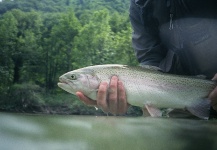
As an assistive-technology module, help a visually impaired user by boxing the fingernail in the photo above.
[101,81,108,86]
[118,81,122,85]
[112,76,118,80]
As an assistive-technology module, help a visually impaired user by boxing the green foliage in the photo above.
[0,0,130,14]
[0,83,43,111]
[74,9,114,65]
[0,0,141,115]
[0,11,18,90]
[40,11,82,90]
[41,93,104,115]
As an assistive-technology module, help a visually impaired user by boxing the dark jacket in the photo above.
[130,0,217,79]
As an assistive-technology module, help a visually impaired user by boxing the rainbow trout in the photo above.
[58,64,216,119]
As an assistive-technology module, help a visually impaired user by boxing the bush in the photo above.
[0,83,44,112]
[40,93,105,115]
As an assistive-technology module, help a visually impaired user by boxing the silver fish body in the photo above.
[58,64,216,119]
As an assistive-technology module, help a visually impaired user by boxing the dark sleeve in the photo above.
[129,0,167,67]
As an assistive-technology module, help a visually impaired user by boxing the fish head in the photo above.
[58,69,100,99]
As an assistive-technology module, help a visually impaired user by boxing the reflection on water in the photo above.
[0,113,217,150]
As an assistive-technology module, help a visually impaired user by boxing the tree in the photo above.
[74,9,115,66]
[111,25,138,65]
[42,11,81,90]
[0,11,18,92]
[3,9,43,84]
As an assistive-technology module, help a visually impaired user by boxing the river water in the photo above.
[1,113,217,150]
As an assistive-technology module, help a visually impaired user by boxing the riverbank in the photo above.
[0,83,142,116]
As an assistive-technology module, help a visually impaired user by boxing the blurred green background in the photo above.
[0,0,141,115]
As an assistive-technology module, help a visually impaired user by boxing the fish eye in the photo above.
[71,74,76,80]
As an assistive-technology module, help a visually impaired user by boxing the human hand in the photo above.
[209,73,217,111]
[76,76,129,115]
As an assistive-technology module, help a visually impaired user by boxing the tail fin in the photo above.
[186,99,211,120]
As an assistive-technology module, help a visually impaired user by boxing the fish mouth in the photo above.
[58,77,68,84]
[57,78,68,89]
[57,77,76,95]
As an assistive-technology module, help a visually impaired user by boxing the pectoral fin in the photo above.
[144,104,163,117]
[186,99,211,120]
[142,107,151,117]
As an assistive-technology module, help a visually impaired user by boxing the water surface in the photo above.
[1,113,217,150]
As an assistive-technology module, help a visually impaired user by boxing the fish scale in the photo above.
[58,64,216,119]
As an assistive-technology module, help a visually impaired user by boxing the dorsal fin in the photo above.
[140,65,162,71]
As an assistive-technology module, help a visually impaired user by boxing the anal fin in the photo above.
[186,99,211,120]
[142,107,151,117]
[144,104,162,117]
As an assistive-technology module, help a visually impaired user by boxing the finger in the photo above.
[213,104,217,112]
[76,92,97,106]
[210,73,217,111]
[209,86,217,111]
[108,76,118,114]
[97,82,109,113]
[117,81,129,115]
[212,73,217,81]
